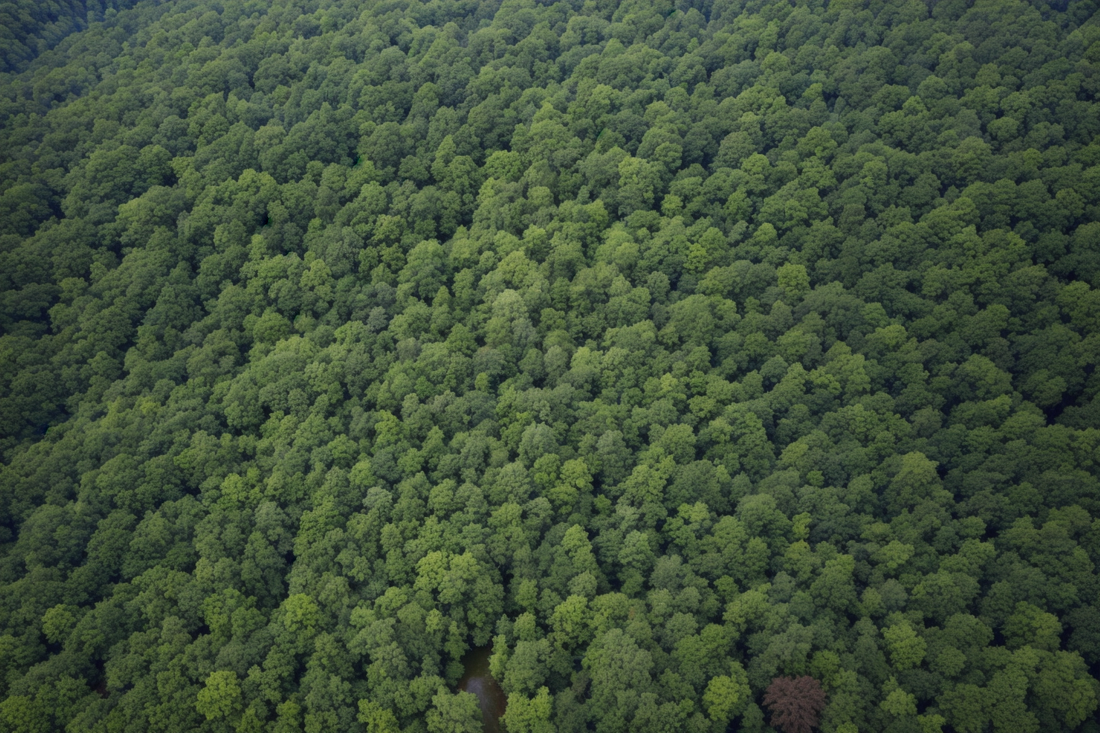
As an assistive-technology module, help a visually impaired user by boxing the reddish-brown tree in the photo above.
[763,676,827,733]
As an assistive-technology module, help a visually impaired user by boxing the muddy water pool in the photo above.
[456,645,506,733]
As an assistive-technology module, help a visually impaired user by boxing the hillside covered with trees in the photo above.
[1,0,1099,731]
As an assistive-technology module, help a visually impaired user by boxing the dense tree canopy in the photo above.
[1,0,1099,732]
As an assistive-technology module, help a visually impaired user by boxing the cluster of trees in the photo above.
[1,0,1099,731]
[0,0,143,73]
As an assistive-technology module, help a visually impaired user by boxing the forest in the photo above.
[0,0,1099,731]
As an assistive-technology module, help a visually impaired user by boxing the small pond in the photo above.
[457,645,507,733]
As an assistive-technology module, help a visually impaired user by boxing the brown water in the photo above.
[456,645,507,733]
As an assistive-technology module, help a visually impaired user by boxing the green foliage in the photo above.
[1,0,1100,732]
[501,687,553,733]
[703,664,750,723]
[195,670,243,722]
[426,689,482,733]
